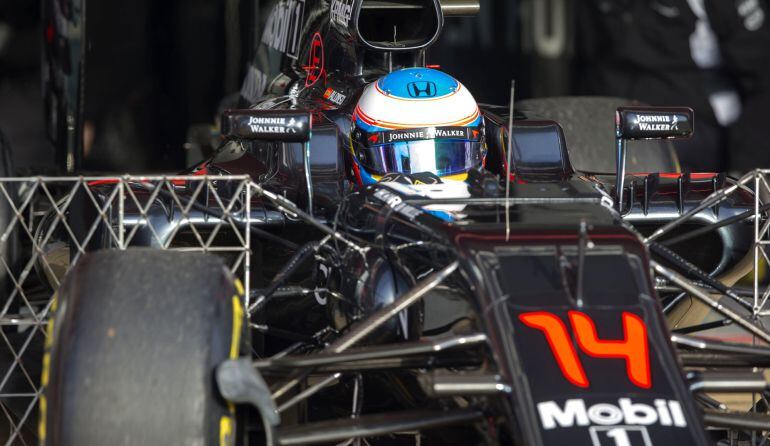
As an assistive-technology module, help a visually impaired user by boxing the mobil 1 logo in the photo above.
[261,0,305,59]
[537,398,687,430]
[538,397,688,446]
[330,0,354,27]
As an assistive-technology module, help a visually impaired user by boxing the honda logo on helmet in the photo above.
[407,81,437,98]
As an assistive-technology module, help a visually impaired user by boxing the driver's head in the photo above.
[350,68,485,185]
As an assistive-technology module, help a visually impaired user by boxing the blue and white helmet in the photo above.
[351,68,485,184]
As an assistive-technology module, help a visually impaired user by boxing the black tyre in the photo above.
[517,96,681,173]
[40,249,246,445]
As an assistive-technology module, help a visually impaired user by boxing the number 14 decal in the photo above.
[519,311,651,388]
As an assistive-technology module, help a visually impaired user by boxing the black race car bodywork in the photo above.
[34,1,770,446]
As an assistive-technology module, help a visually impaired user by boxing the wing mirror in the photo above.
[616,107,694,141]
[220,109,316,215]
[221,109,312,143]
[614,106,694,212]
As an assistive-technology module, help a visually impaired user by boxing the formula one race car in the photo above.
[5,1,770,445]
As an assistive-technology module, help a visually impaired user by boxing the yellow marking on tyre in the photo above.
[44,296,57,349]
[227,293,245,416]
[220,415,235,446]
[230,295,243,360]
[39,294,57,442]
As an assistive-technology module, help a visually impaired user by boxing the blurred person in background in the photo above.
[707,0,770,173]
[577,0,770,174]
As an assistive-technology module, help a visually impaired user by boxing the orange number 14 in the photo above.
[519,311,651,389]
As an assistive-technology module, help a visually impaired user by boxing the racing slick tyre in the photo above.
[517,96,681,174]
[40,249,247,445]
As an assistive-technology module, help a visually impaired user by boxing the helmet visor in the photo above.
[358,139,482,177]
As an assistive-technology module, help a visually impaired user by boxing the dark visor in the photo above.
[357,139,483,176]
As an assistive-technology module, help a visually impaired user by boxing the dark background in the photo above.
[1,0,768,174]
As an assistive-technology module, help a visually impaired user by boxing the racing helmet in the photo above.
[351,68,485,184]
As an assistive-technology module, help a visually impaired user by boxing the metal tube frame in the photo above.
[641,170,770,321]
[254,333,487,370]
[651,260,770,343]
[270,261,460,405]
